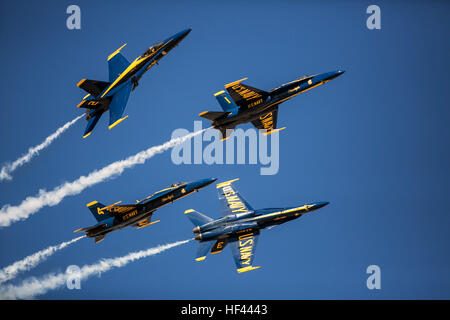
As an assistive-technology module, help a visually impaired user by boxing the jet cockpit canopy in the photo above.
[170,181,186,188]
[141,42,164,58]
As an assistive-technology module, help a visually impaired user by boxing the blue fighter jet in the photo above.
[76,28,191,138]
[75,178,215,243]
[199,70,344,140]
[185,179,329,273]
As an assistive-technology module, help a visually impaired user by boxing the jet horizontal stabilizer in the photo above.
[95,235,105,244]
[195,240,215,261]
[184,209,213,226]
[77,79,111,98]
[211,239,228,254]
[219,126,235,141]
[73,223,107,235]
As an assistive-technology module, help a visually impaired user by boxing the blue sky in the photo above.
[0,0,449,299]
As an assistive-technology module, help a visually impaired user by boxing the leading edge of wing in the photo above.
[216,178,254,217]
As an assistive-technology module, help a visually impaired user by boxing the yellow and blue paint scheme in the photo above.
[74,178,215,244]
[75,28,191,138]
[185,179,329,273]
[199,70,344,139]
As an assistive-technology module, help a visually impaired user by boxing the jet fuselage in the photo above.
[81,178,215,240]
[211,70,344,131]
[80,28,191,126]
[193,201,329,242]
[100,28,192,100]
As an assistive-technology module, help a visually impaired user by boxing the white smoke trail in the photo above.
[0,128,205,227]
[0,239,191,300]
[0,236,85,285]
[0,115,84,181]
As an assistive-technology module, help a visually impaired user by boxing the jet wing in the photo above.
[229,231,261,273]
[251,105,285,135]
[217,179,254,216]
[108,82,133,130]
[225,78,268,110]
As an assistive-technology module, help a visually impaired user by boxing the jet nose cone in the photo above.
[175,28,192,40]
[310,70,344,84]
[314,201,330,210]
[192,178,217,189]
[328,70,345,80]
[202,177,217,186]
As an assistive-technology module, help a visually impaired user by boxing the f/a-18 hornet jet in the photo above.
[75,178,216,243]
[199,70,344,140]
[185,179,329,273]
[76,28,191,138]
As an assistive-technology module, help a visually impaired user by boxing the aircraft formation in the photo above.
[71,28,343,273]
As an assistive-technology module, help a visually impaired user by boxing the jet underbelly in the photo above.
[220,102,277,127]
[119,209,153,227]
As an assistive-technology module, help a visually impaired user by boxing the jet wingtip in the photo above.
[108,115,129,130]
[237,266,261,274]
[77,79,86,87]
[262,127,286,136]
[224,77,248,89]
[82,131,92,139]
[216,178,239,188]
